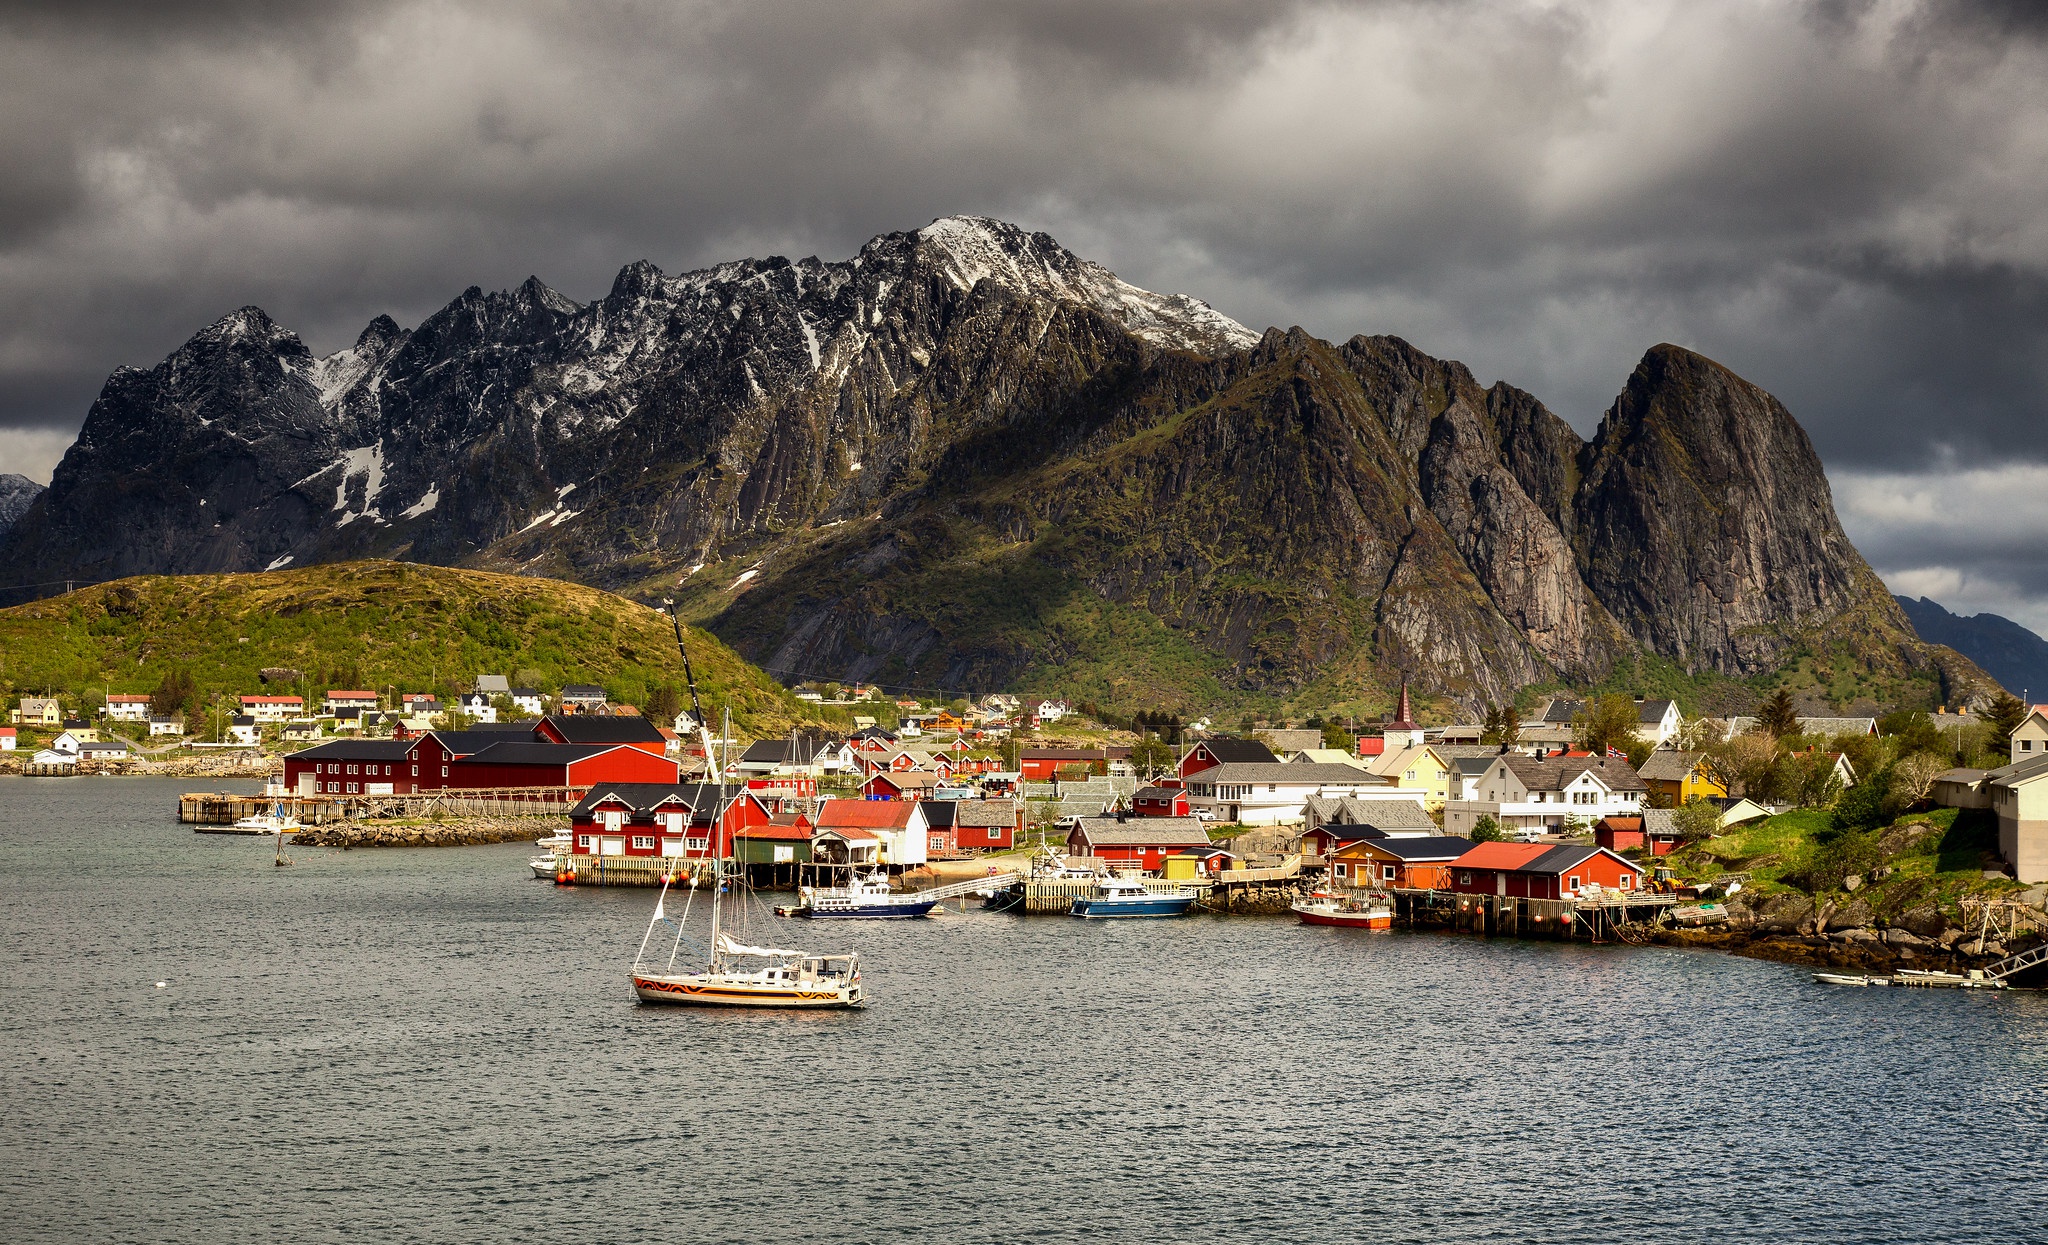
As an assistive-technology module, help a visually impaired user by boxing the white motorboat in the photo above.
[800,871,937,919]
[535,830,572,852]
[530,854,560,879]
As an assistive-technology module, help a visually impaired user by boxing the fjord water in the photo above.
[4,778,2045,1244]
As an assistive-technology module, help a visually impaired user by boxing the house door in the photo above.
[298,771,316,795]
[661,837,685,857]
[601,836,625,856]
[1496,872,1507,897]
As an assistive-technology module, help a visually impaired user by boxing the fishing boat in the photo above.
[799,871,938,919]
[529,853,560,880]
[1292,890,1394,930]
[225,797,301,836]
[1069,875,1195,919]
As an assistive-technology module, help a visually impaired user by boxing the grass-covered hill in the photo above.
[0,560,814,735]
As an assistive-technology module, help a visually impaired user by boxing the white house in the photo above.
[240,695,303,722]
[457,692,497,723]
[560,684,609,711]
[1534,695,1683,747]
[227,715,261,747]
[1444,755,1648,838]
[0,726,14,751]
[50,730,88,755]
[510,687,546,716]
[1985,754,2048,882]
[104,694,153,722]
[1182,762,1431,827]
[148,717,185,738]
[323,690,379,715]
[2007,706,2048,763]
[1033,699,1071,724]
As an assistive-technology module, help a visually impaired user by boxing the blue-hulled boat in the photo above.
[801,872,939,919]
[1069,876,1195,919]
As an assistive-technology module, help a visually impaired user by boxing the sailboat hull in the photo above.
[631,973,865,1009]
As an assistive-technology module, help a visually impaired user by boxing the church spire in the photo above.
[1393,678,1414,728]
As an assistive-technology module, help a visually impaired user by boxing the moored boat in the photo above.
[529,853,560,879]
[800,871,938,919]
[1069,875,1195,919]
[1292,890,1394,930]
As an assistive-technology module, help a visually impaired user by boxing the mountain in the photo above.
[0,473,41,538]
[0,560,815,735]
[1898,596,2048,701]
[0,216,1988,713]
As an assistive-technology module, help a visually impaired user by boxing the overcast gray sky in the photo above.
[4,1,2047,624]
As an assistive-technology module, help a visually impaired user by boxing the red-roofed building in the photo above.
[1448,841,1644,899]
[240,694,305,722]
[814,798,930,867]
[1356,737,1385,758]
[324,690,380,714]
[862,770,943,801]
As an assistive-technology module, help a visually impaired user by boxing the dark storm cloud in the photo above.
[1,0,2045,520]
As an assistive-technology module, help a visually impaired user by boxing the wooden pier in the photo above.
[179,786,582,826]
[1018,875,1211,913]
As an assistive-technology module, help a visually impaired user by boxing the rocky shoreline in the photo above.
[1648,888,2047,977]
[291,817,550,849]
[3,753,278,778]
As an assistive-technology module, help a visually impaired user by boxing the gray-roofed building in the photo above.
[1724,715,1878,739]
[1065,816,1211,868]
[1185,762,1420,828]
[1445,754,1647,838]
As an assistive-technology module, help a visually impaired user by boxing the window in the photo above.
[347,764,357,775]
[630,835,655,851]
[441,766,448,777]
[1333,863,1347,878]
[346,782,359,794]
[577,834,592,849]
[686,836,709,852]
[2026,740,2035,752]
[411,766,418,776]
[1568,875,1581,890]
[1459,872,1471,885]
[326,782,338,793]
[1384,865,1397,881]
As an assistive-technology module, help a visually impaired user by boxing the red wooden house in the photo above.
[532,714,670,758]
[1594,811,1682,857]
[862,770,943,801]
[1176,737,1279,780]
[285,740,418,794]
[450,741,678,791]
[569,782,771,858]
[1020,748,1106,781]
[1064,816,1211,873]
[1328,836,1474,889]
[1131,784,1191,817]
[1447,842,1645,899]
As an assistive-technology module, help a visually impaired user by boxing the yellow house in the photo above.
[1365,745,1452,811]
[1637,751,1727,804]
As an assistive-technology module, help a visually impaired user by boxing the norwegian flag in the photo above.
[1606,745,1626,758]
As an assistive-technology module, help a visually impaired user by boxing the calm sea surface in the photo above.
[3,776,2046,1244]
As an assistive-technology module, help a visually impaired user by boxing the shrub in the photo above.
[1470,815,1505,843]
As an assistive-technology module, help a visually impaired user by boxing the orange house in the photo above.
[1328,835,1475,890]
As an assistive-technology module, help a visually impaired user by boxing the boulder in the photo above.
[1897,905,1949,939]
[1838,928,1880,944]
[1824,899,1875,932]
[1842,874,1863,893]
[1753,894,1814,934]
[1880,927,1926,948]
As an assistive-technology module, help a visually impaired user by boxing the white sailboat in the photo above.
[629,859,865,1009]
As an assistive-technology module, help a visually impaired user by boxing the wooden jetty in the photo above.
[23,760,78,777]
[180,786,582,826]
[1018,875,1212,913]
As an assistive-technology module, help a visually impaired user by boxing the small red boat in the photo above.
[1292,891,1394,929]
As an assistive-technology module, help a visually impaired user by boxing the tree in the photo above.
[1672,796,1722,843]
[1573,694,1643,759]
[1878,707,1943,757]
[1709,733,1779,799]
[1470,814,1506,843]
[1320,722,1355,751]
[1988,693,2028,747]
[645,684,684,725]
[1130,737,1174,775]
[1782,751,1846,809]
[1890,751,1950,809]
[1755,688,1799,739]
[150,668,199,723]
[1480,701,1522,747]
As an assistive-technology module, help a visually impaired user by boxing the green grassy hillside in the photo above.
[0,560,813,735]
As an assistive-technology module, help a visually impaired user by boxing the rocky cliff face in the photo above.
[0,474,41,539]
[0,217,1955,708]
